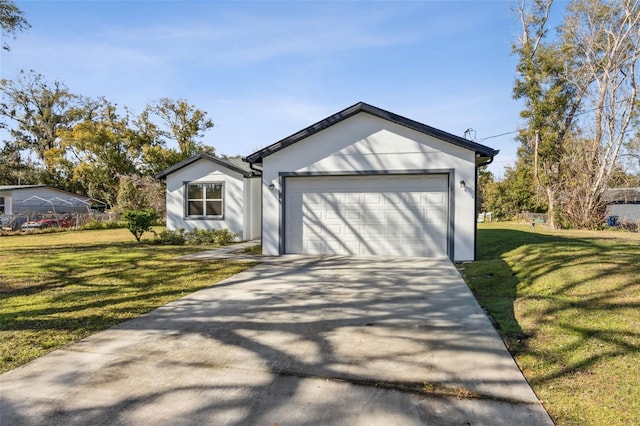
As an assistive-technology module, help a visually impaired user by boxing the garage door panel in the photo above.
[345,194,360,204]
[285,175,449,257]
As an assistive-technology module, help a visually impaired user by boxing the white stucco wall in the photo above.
[260,113,478,261]
[165,159,246,239]
[243,176,262,240]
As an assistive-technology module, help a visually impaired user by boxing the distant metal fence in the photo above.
[516,212,549,224]
[1,212,121,231]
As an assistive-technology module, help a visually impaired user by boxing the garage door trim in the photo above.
[279,169,455,259]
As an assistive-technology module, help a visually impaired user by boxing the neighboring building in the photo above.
[245,102,498,262]
[0,185,95,230]
[0,185,92,217]
[155,154,262,241]
[604,187,640,224]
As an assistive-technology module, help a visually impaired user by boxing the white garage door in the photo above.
[285,175,449,257]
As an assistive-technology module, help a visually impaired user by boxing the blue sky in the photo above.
[1,0,546,177]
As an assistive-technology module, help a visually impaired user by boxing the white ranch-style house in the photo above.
[157,102,498,261]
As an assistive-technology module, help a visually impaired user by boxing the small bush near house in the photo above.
[211,229,237,246]
[154,229,187,245]
[185,228,238,246]
[184,229,218,245]
[122,209,159,242]
[153,228,238,246]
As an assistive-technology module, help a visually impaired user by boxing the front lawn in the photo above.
[462,223,640,425]
[0,229,255,373]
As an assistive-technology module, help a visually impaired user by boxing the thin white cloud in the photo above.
[92,6,422,67]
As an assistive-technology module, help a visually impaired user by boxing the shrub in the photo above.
[82,220,126,230]
[122,209,159,242]
[213,229,237,246]
[154,229,186,245]
[171,228,239,246]
[183,229,216,245]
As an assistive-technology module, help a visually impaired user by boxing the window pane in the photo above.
[188,184,203,199]
[206,201,223,216]
[188,201,203,216]
[206,184,222,199]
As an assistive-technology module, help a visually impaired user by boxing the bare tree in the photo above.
[560,0,640,226]
[514,0,640,228]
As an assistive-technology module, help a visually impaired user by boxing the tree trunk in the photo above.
[546,186,556,229]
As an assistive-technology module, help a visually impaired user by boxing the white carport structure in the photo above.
[0,185,94,216]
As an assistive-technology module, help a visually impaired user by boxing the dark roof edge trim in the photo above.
[155,153,252,179]
[245,102,500,164]
[0,184,48,191]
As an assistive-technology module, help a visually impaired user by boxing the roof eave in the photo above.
[245,102,500,164]
[155,153,252,179]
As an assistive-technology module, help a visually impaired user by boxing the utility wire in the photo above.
[477,97,635,142]
[479,130,520,141]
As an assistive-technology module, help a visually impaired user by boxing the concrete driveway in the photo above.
[0,256,553,425]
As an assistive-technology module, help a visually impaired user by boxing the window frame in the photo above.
[184,182,225,219]
[0,196,5,215]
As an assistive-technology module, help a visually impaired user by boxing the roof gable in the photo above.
[245,102,499,165]
[155,153,254,179]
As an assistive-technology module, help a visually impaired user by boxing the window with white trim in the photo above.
[186,183,224,218]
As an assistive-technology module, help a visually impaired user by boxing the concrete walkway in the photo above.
[0,256,553,425]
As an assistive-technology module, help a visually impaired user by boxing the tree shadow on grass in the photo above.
[469,226,640,421]
[0,257,553,425]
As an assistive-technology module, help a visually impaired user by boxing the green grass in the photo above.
[238,244,262,255]
[0,228,256,373]
[462,223,640,425]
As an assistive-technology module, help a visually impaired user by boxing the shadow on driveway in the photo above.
[0,256,553,425]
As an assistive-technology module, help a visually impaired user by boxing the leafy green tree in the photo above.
[0,70,84,165]
[145,98,215,159]
[0,0,30,51]
[0,70,219,201]
[484,161,546,220]
[55,100,148,205]
[122,209,158,242]
[140,145,184,177]
[0,70,87,189]
[477,168,495,213]
[513,0,582,228]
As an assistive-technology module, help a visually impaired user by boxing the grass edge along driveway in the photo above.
[461,223,640,426]
[0,228,256,373]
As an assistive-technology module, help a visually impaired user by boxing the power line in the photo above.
[476,97,635,142]
[479,130,520,142]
